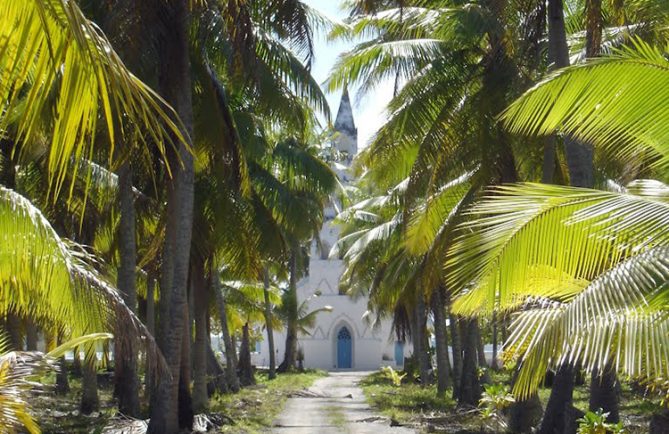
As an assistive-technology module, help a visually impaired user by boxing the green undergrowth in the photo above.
[360,371,457,425]
[213,369,327,433]
[361,368,662,434]
[32,366,325,434]
[34,372,117,433]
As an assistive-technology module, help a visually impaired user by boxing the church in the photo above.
[252,89,411,371]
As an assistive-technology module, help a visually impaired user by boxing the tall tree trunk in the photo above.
[178,304,194,428]
[81,358,99,415]
[213,275,240,392]
[474,319,488,369]
[542,0,565,184]
[192,261,209,413]
[458,318,481,407]
[238,322,255,386]
[539,365,576,434]
[431,287,451,395]
[541,4,584,429]
[51,334,69,395]
[449,312,463,400]
[547,0,570,68]
[206,334,227,394]
[25,319,38,351]
[262,267,276,379]
[115,162,140,417]
[279,249,299,372]
[509,369,543,433]
[589,362,619,423]
[415,291,432,385]
[145,276,156,399]
[474,319,491,384]
[148,0,195,431]
[72,346,82,376]
[491,311,499,370]
[566,0,598,188]
[56,356,70,395]
[5,314,22,350]
[585,0,602,58]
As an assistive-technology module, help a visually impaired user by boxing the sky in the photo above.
[302,0,394,150]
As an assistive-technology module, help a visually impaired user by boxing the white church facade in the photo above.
[252,89,411,371]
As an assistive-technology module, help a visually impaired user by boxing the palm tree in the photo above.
[446,43,667,425]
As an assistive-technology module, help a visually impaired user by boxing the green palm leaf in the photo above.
[506,246,669,398]
[501,40,669,170]
[0,0,185,198]
[447,183,669,316]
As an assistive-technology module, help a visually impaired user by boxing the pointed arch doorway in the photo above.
[336,326,352,369]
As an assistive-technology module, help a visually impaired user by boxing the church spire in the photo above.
[333,85,358,160]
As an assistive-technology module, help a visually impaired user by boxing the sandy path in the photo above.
[271,371,416,434]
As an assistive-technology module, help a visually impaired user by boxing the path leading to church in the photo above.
[272,371,416,434]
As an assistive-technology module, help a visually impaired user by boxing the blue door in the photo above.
[337,327,352,369]
[395,341,405,366]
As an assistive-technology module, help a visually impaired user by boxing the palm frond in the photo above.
[447,183,669,316]
[506,246,669,398]
[0,0,185,198]
[502,40,669,170]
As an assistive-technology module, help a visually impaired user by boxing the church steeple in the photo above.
[333,85,358,160]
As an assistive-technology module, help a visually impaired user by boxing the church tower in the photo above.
[333,86,358,161]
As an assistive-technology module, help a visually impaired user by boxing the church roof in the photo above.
[333,86,357,137]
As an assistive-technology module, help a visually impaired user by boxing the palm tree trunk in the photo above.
[262,267,276,379]
[473,319,491,385]
[148,0,195,431]
[585,0,602,58]
[458,318,481,407]
[192,260,209,413]
[547,0,570,68]
[81,358,99,415]
[178,306,194,428]
[474,319,488,369]
[649,409,669,434]
[56,356,70,395]
[279,249,299,372]
[213,275,240,392]
[415,290,432,385]
[589,362,619,423]
[431,287,451,395]
[509,369,543,433]
[541,4,583,428]
[6,314,22,350]
[72,346,82,376]
[114,162,140,417]
[539,364,576,434]
[206,328,227,394]
[51,334,69,395]
[25,319,38,351]
[145,276,156,399]
[449,312,463,400]
[491,311,499,370]
[238,322,255,386]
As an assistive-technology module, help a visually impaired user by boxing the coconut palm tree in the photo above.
[445,40,669,428]
[2,0,187,429]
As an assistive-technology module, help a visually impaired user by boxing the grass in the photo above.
[212,369,327,433]
[361,368,663,434]
[31,366,325,434]
[34,371,118,433]
[326,405,347,428]
[359,371,456,424]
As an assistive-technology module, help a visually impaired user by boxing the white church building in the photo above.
[252,89,411,371]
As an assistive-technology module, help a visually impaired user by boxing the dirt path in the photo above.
[271,371,416,434]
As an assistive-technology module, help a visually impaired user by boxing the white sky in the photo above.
[303,0,394,150]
